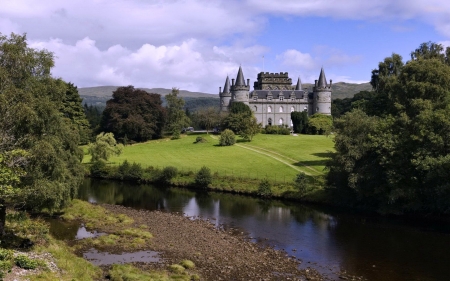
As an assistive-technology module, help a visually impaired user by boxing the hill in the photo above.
[79,82,372,108]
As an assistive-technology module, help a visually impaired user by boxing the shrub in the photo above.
[117,161,143,181]
[194,136,207,143]
[168,264,185,274]
[15,254,38,270]
[195,166,212,188]
[264,125,290,135]
[219,129,236,146]
[90,160,110,178]
[294,172,312,197]
[257,179,272,197]
[161,166,178,183]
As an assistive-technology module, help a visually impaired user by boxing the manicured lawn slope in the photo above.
[84,133,334,181]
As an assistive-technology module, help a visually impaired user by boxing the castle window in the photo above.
[254,106,257,112]
[253,95,257,101]
[268,118,272,126]
[291,106,295,112]
[268,96,272,101]
[279,118,284,125]
[267,106,272,113]
[304,106,308,112]
[279,106,284,113]
[279,96,284,101]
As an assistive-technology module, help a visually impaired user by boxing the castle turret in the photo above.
[219,76,232,111]
[312,68,332,115]
[231,66,250,105]
[295,77,302,90]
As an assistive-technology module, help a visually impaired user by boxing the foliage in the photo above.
[14,254,38,269]
[84,104,103,134]
[61,82,91,144]
[100,86,166,142]
[257,179,272,197]
[166,88,191,139]
[161,166,178,183]
[0,33,85,234]
[291,111,309,133]
[168,264,185,274]
[194,136,207,143]
[294,172,310,197]
[88,132,123,162]
[263,125,291,135]
[180,259,195,269]
[192,107,221,133]
[195,166,212,188]
[328,42,450,214]
[222,102,260,141]
[307,114,333,136]
[219,129,236,146]
[117,160,144,181]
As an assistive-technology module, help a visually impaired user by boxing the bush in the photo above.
[294,172,310,196]
[219,129,236,146]
[180,259,195,269]
[195,166,212,188]
[161,166,178,183]
[90,160,109,178]
[15,255,38,270]
[194,136,207,143]
[257,179,272,197]
[117,160,143,181]
[168,264,185,274]
[264,125,290,135]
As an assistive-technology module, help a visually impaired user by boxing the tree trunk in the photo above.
[0,199,5,237]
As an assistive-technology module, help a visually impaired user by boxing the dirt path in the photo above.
[102,204,324,281]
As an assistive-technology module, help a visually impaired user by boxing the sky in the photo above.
[1,0,450,94]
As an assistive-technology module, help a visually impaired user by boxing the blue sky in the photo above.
[1,0,449,93]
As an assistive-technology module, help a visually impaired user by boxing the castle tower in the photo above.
[231,66,250,105]
[219,76,232,111]
[312,68,332,115]
[295,77,302,90]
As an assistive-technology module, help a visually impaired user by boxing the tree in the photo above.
[195,166,212,188]
[328,42,450,214]
[219,129,236,146]
[194,107,220,133]
[222,102,260,141]
[165,88,190,139]
[0,33,85,235]
[291,111,308,133]
[88,132,123,162]
[61,82,91,144]
[100,86,166,142]
[307,114,332,135]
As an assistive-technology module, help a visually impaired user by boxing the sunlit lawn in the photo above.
[83,133,334,181]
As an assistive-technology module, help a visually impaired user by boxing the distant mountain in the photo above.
[79,82,372,107]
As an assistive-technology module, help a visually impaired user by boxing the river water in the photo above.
[75,178,450,280]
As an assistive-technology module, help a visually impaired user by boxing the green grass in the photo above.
[84,133,334,181]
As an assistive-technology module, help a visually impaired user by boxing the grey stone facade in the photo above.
[219,67,332,127]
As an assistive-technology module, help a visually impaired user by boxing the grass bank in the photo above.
[83,133,335,201]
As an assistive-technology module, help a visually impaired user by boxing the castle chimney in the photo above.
[219,86,222,94]
[247,79,250,87]
[232,79,235,86]
[330,79,332,87]
[315,80,318,87]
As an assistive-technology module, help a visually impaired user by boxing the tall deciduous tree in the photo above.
[165,88,190,139]
[100,86,166,142]
[88,132,123,162]
[0,33,85,234]
[328,42,450,214]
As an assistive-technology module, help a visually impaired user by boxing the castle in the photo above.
[219,67,332,127]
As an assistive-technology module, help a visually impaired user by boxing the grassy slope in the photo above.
[85,133,334,182]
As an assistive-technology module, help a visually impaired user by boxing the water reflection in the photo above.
[78,178,450,281]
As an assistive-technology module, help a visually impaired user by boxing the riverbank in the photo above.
[2,200,326,280]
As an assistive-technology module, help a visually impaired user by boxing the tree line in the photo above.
[327,42,450,215]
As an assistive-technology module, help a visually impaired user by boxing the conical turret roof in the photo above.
[223,76,230,93]
[317,67,327,88]
[295,77,302,90]
[235,66,245,86]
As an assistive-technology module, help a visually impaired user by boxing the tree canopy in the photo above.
[165,88,191,139]
[327,42,450,214]
[100,86,166,142]
[0,33,85,234]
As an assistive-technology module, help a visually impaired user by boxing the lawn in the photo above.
[84,133,335,182]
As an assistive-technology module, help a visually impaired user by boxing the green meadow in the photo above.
[84,133,335,182]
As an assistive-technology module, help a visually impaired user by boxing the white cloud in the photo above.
[30,37,265,93]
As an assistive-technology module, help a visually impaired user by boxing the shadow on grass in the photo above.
[294,160,328,168]
[311,152,335,158]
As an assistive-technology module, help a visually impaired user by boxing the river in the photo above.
[72,178,450,280]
